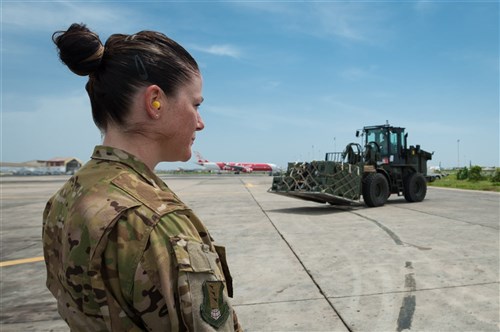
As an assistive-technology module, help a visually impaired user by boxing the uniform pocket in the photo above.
[171,237,222,276]
[170,237,234,331]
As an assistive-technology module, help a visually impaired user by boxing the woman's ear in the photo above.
[144,85,164,119]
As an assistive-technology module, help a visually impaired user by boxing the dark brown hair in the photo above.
[52,23,199,131]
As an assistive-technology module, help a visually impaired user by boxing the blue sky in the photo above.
[2,1,499,170]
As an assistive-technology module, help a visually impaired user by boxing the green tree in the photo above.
[468,166,483,182]
[491,168,500,183]
[456,167,469,180]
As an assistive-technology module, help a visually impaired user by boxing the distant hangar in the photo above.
[1,157,82,175]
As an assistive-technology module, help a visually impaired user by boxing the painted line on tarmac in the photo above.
[0,256,44,267]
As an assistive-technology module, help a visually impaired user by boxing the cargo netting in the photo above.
[270,158,363,204]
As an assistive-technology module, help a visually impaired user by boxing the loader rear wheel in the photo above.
[403,173,427,202]
[362,173,389,207]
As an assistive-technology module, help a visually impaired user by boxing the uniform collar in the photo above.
[91,145,166,189]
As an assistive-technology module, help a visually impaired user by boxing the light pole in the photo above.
[457,139,460,168]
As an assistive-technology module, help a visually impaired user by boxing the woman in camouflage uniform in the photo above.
[43,23,242,332]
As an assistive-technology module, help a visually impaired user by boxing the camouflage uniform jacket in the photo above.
[43,146,242,331]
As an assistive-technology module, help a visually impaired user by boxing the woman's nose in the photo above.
[196,112,205,131]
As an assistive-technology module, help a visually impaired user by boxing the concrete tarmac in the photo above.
[0,174,499,331]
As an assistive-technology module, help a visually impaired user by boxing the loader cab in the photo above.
[363,125,406,165]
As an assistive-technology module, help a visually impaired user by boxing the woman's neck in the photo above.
[102,128,159,171]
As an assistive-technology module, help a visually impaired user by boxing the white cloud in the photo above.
[191,44,242,58]
[229,2,296,16]
[313,5,364,41]
[413,0,439,14]
[310,3,393,44]
[232,2,393,44]
[263,80,281,90]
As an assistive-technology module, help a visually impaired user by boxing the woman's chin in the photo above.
[180,150,192,162]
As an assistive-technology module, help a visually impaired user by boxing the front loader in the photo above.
[269,123,433,207]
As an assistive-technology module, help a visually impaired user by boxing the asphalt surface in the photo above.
[0,174,499,331]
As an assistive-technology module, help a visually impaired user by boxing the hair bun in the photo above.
[52,23,104,76]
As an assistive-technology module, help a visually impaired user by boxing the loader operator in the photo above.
[42,23,242,332]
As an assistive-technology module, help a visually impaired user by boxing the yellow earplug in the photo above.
[152,101,161,109]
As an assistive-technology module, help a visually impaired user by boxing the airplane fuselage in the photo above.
[195,155,278,173]
[218,162,277,172]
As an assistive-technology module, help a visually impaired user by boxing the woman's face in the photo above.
[159,74,204,162]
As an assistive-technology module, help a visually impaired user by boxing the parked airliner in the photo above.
[194,152,279,174]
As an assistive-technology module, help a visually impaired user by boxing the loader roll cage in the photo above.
[359,124,407,165]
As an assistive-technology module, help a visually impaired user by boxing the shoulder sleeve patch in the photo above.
[201,281,230,328]
[111,172,187,216]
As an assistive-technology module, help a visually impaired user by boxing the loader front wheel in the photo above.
[403,173,427,202]
[362,173,389,207]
